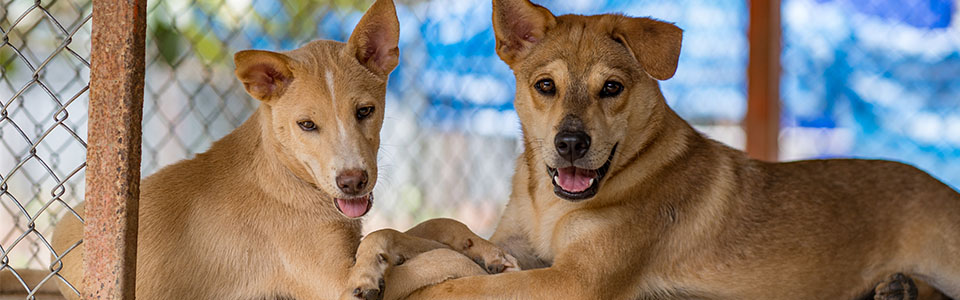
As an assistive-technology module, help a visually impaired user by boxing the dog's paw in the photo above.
[482,252,519,273]
[341,276,385,300]
[342,253,392,300]
[502,253,520,272]
[874,273,918,300]
[461,238,520,274]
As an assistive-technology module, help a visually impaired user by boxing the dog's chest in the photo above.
[531,206,565,261]
[529,202,602,262]
[202,208,355,298]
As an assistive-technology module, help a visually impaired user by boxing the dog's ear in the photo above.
[346,0,400,76]
[234,50,295,102]
[492,0,557,65]
[613,17,683,81]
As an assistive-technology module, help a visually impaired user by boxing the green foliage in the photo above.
[145,0,394,67]
[0,47,19,76]
[151,21,182,67]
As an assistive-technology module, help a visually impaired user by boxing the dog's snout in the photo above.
[336,169,369,195]
[555,131,591,162]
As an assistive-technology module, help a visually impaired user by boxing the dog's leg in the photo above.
[405,265,589,300]
[380,248,488,300]
[404,218,519,274]
[874,273,918,300]
[341,229,458,300]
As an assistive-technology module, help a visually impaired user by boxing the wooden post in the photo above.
[84,0,146,298]
[746,0,781,161]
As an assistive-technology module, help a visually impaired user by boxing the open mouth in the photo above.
[547,144,617,201]
[334,194,373,218]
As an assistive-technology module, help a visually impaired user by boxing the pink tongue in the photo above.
[337,197,369,218]
[556,167,596,193]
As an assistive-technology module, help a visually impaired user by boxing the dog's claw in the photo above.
[874,273,918,300]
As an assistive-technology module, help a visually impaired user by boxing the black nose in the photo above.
[555,131,591,162]
[336,169,368,195]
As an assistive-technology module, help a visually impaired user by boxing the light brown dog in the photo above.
[48,1,514,299]
[403,0,960,299]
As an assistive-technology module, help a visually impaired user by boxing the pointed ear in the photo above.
[234,50,295,102]
[492,0,556,65]
[346,0,400,76]
[612,17,683,81]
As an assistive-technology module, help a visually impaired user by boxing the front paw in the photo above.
[341,276,385,300]
[874,273,917,300]
[462,239,520,274]
[474,251,519,274]
[342,253,394,300]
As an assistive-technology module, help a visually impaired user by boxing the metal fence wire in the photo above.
[136,0,751,235]
[1,0,956,299]
[1,1,747,297]
[1,0,91,298]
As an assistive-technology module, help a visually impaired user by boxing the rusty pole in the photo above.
[746,0,781,161]
[84,0,146,298]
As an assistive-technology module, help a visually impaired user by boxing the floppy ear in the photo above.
[612,17,683,80]
[234,50,294,102]
[346,0,400,76]
[492,0,557,65]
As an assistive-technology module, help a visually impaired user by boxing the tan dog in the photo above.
[404,0,960,299]
[49,1,513,299]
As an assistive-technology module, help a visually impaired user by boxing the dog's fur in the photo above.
[406,0,960,299]
[50,1,512,299]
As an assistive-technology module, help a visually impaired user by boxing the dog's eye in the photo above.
[297,120,317,131]
[534,79,556,96]
[356,106,375,120]
[600,81,624,98]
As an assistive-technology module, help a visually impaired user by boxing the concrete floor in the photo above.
[1,269,65,300]
[0,294,64,300]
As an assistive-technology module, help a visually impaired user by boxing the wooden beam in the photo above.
[84,0,146,298]
[746,0,781,161]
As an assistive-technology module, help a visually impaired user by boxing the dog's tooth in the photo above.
[554,175,559,183]
[589,178,595,186]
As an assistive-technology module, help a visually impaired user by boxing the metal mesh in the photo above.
[2,0,955,298]
[1,0,91,298]
[0,0,745,297]
[134,0,749,237]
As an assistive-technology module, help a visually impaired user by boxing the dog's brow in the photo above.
[532,60,562,77]
[532,60,568,81]
[608,65,631,77]
[325,70,336,105]
[326,70,348,140]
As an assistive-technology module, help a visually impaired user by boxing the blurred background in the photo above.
[1,0,958,279]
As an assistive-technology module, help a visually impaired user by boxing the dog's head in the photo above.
[493,0,682,201]
[233,0,398,218]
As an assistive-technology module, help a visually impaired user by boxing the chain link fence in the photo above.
[4,0,955,298]
[1,0,746,297]
[1,0,90,298]
[16,0,943,298]
[132,0,751,237]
